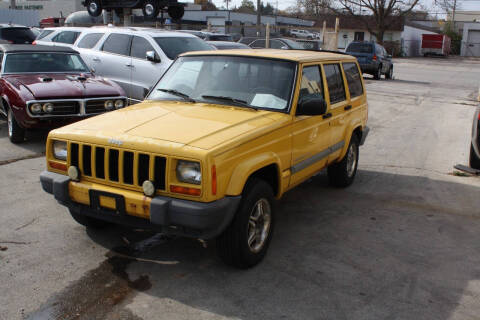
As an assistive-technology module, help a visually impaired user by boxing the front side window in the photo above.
[102,33,131,56]
[37,29,54,40]
[342,62,363,98]
[3,53,90,73]
[323,63,346,104]
[299,65,324,101]
[148,56,296,112]
[77,33,104,49]
[154,37,213,60]
[52,31,80,44]
[131,36,155,59]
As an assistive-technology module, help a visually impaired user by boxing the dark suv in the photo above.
[0,25,36,44]
[346,41,393,80]
[83,0,185,20]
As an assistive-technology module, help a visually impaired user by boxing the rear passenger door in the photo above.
[322,63,349,162]
[95,33,133,99]
[129,36,165,102]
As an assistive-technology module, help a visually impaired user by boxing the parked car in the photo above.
[40,49,369,269]
[290,29,315,39]
[248,38,305,50]
[470,105,480,169]
[83,0,185,20]
[0,24,36,44]
[34,27,87,47]
[72,27,214,102]
[345,41,393,80]
[207,41,249,50]
[0,45,126,143]
[178,30,233,41]
[295,39,323,51]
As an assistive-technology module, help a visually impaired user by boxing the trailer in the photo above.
[421,34,451,57]
[82,0,185,20]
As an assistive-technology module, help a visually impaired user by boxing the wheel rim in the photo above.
[89,2,98,12]
[7,109,12,137]
[145,4,154,15]
[247,198,271,253]
[346,143,357,178]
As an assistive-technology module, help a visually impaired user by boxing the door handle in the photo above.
[92,58,100,62]
[344,105,352,111]
[323,113,332,119]
[126,64,133,68]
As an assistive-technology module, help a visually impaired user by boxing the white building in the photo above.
[461,22,480,56]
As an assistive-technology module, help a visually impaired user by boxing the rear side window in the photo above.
[299,65,323,99]
[37,30,54,40]
[52,31,80,44]
[0,28,36,43]
[131,36,155,59]
[342,62,363,98]
[154,37,213,60]
[102,33,132,56]
[346,43,372,54]
[77,33,103,48]
[323,64,346,104]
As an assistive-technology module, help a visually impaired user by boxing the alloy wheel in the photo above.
[247,198,272,253]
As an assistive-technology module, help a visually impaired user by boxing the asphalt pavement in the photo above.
[1,57,480,320]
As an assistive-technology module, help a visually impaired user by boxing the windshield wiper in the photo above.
[157,89,196,103]
[201,95,258,110]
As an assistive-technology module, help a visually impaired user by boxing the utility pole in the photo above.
[452,0,457,30]
[257,0,261,36]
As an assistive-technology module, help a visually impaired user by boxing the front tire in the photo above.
[217,179,275,269]
[328,135,359,188]
[86,0,102,17]
[7,107,25,144]
[142,0,160,19]
[69,209,110,229]
[470,144,480,169]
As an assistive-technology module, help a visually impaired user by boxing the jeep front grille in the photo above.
[69,143,166,190]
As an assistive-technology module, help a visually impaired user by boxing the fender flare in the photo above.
[225,152,282,196]
[338,121,364,160]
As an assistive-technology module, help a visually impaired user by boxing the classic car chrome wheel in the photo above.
[247,198,272,253]
[7,107,25,144]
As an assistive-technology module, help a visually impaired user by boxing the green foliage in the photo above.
[443,21,462,54]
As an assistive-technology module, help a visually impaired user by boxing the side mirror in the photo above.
[146,51,160,63]
[296,94,327,116]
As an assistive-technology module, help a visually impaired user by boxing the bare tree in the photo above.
[331,0,421,44]
[297,0,331,16]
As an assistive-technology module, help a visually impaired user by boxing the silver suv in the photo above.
[70,27,213,102]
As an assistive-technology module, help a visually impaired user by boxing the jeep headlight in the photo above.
[176,160,201,185]
[53,140,67,161]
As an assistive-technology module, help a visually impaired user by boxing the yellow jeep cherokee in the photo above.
[40,49,369,268]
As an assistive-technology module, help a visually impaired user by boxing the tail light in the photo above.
[372,55,377,61]
[32,41,36,45]
[211,165,217,196]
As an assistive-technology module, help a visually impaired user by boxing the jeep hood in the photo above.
[59,100,286,150]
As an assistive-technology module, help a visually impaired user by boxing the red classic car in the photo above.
[0,44,127,143]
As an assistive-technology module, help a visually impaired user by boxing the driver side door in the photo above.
[290,64,332,187]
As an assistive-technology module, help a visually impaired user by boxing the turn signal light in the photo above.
[170,185,201,196]
[373,55,377,61]
[49,161,67,171]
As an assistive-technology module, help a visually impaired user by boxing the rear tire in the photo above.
[374,65,382,80]
[470,144,480,169]
[86,0,102,17]
[69,209,110,229]
[217,179,275,269]
[328,135,359,188]
[142,0,160,19]
[7,107,25,144]
[386,66,393,79]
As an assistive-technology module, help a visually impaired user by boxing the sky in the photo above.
[209,0,480,13]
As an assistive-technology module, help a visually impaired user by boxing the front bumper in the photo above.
[40,171,241,239]
[360,126,370,146]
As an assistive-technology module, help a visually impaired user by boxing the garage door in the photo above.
[466,30,480,57]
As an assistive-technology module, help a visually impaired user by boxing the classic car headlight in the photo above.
[53,140,67,161]
[30,103,42,114]
[115,99,125,109]
[43,103,54,113]
[176,160,201,185]
[104,100,114,110]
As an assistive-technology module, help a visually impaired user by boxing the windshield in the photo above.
[4,53,90,73]
[346,43,373,54]
[154,37,214,60]
[148,56,296,111]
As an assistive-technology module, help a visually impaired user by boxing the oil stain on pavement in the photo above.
[26,233,174,320]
